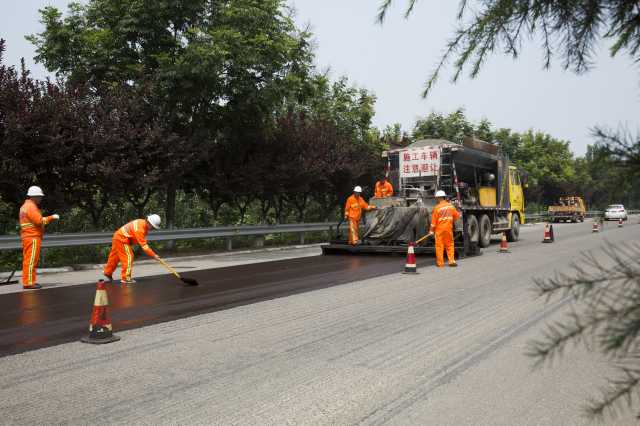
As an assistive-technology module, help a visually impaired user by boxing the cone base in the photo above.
[81,334,121,345]
[542,239,553,243]
[497,249,510,253]
[402,269,419,274]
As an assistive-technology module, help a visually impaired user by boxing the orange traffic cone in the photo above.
[498,232,510,253]
[542,223,553,243]
[81,280,120,344]
[618,218,623,228]
[592,221,600,233]
[403,242,418,274]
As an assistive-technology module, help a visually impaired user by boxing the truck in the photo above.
[322,137,527,256]
[548,196,586,223]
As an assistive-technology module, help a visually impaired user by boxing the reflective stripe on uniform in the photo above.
[124,244,132,280]
[20,223,35,228]
[349,221,357,242]
[28,238,37,284]
[120,225,132,238]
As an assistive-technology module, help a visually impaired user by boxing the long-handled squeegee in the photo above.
[156,257,199,286]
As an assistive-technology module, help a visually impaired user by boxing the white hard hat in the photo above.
[353,186,363,193]
[27,186,44,197]
[147,214,161,229]
[435,190,447,198]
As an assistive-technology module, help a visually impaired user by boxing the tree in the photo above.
[28,0,314,228]
[378,0,640,97]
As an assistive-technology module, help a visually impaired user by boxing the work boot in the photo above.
[23,284,42,290]
[103,273,113,282]
[449,263,458,268]
[121,279,136,285]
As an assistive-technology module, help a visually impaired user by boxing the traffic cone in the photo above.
[497,232,510,253]
[542,223,553,243]
[81,280,120,344]
[618,218,623,228]
[403,242,418,274]
[592,221,599,233]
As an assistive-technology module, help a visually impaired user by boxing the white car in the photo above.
[604,204,627,221]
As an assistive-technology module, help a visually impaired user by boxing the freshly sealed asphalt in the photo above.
[0,253,413,357]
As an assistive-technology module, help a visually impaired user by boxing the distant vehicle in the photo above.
[604,204,627,221]
[548,196,586,223]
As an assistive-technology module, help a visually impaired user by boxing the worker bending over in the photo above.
[344,186,376,245]
[428,190,461,267]
[104,214,161,284]
[19,186,60,289]
[374,176,394,198]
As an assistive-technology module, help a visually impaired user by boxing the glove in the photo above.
[52,214,60,220]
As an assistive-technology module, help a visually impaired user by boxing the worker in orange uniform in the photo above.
[374,176,394,198]
[103,214,161,284]
[344,186,376,245]
[19,186,60,289]
[428,190,461,267]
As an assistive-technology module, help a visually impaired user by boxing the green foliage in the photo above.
[530,243,640,420]
[378,0,640,97]
[411,109,640,209]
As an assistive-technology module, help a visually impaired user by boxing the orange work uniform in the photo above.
[430,200,461,267]
[19,199,56,287]
[375,180,394,198]
[344,194,373,245]
[104,219,157,281]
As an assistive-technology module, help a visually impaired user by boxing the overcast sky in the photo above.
[2,0,638,156]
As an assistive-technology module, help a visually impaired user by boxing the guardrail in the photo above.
[525,210,639,223]
[0,222,339,251]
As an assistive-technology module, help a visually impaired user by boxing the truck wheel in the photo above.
[506,214,520,242]
[479,214,492,248]
[571,216,577,223]
[465,214,480,244]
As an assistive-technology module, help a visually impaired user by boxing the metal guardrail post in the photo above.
[225,238,233,251]
[299,232,305,245]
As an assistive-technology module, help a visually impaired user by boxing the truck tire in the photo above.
[478,214,492,248]
[466,214,480,244]
[571,215,577,223]
[506,214,520,242]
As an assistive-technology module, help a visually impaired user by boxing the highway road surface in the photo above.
[0,219,638,425]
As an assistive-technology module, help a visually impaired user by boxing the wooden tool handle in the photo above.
[416,233,433,245]
[157,257,181,279]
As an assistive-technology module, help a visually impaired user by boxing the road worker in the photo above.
[375,176,394,198]
[344,186,376,245]
[103,214,161,284]
[19,186,60,289]
[428,190,461,267]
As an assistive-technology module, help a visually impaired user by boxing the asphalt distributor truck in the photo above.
[322,137,527,257]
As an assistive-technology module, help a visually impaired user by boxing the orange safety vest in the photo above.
[375,181,394,198]
[19,199,54,239]
[114,219,156,257]
[430,200,461,234]
[344,194,370,222]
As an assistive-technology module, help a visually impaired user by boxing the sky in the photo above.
[2,0,638,156]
